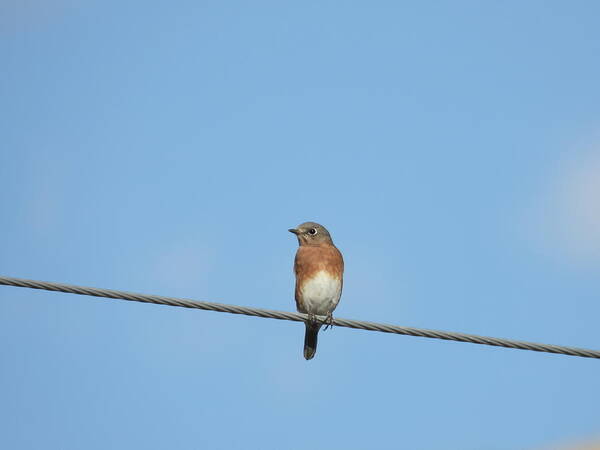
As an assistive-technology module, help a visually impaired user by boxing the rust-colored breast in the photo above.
[294,244,344,309]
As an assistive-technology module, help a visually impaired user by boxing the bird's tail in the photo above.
[304,321,322,360]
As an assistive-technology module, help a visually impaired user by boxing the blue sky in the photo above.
[1,2,600,449]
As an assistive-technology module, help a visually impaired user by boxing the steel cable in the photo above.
[1,275,598,359]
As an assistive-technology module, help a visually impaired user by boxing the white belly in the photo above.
[300,271,342,316]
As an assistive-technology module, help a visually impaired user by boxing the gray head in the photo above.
[288,222,334,246]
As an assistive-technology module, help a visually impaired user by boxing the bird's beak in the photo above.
[288,228,299,235]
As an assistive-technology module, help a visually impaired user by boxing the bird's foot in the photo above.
[322,313,334,331]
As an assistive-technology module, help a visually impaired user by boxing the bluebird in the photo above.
[289,222,344,360]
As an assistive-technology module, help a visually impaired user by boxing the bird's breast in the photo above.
[298,270,342,315]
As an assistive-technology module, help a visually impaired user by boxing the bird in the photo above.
[289,222,344,360]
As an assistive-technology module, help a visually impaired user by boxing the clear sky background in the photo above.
[1,2,600,449]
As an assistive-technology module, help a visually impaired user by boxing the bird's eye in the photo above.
[308,228,318,236]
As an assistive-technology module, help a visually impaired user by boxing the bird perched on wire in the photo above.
[289,222,344,360]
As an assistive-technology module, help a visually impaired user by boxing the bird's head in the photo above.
[288,222,333,246]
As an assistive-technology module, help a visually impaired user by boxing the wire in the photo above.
[0,275,598,359]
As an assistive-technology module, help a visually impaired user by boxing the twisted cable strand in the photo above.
[1,275,598,359]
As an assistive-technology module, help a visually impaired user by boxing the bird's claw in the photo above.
[322,313,334,331]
